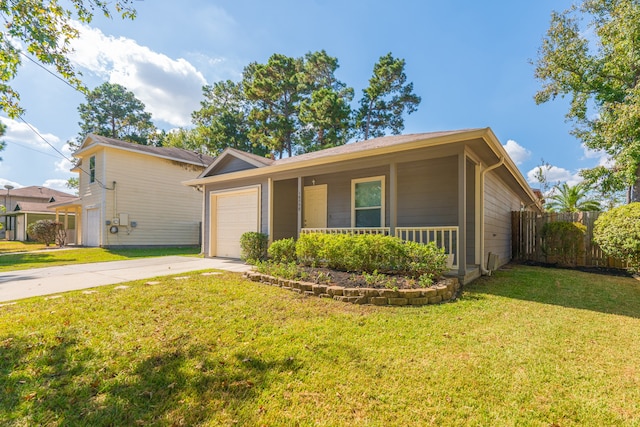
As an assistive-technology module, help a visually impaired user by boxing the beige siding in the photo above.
[78,150,106,246]
[484,171,523,265]
[396,156,458,227]
[97,148,204,246]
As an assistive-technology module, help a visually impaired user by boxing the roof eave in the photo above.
[185,129,489,187]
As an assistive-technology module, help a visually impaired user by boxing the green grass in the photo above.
[0,246,201,272]
[1,264,639,426]
[0,241,48,254]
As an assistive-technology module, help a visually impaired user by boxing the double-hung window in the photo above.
[89,156,96,184]
[352,176,385,227]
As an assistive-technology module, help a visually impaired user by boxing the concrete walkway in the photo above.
[0,256,252,303]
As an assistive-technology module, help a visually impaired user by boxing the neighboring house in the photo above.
[53,134,214,247]
[2,186,76,241]
[184,128,542,284]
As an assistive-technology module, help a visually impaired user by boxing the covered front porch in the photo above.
[52,199,82,246]
[267,146,487,283]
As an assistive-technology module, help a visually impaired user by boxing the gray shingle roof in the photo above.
[13,201,56,213]
[271,129,481,166]
[5,186,76,201]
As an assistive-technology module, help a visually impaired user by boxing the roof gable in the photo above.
[13,201,54,213]
[199,147,273,178]
[75,134,215,167]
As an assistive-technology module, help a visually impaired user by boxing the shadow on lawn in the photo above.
[0,252,75,267]
[464,264,640,319]
[0,329,299,426]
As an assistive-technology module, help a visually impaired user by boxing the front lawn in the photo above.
[0,241,48,254]
[1,265,638,426]
[0,246,201,272]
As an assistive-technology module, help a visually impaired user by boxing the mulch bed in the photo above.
[297,266,446,289]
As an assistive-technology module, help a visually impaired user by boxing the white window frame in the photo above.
[89,155,96,184]
[351,175,385,227]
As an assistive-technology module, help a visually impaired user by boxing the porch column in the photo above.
[457,151,467,278]
[76,206,82,246]
[297,176,302,237]
[268,178,273,245]
[389,162,397,236]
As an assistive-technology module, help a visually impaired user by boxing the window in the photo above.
[352,176,385,227]
[89,156,96,183]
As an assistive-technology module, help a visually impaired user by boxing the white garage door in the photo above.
[213,189,259,258]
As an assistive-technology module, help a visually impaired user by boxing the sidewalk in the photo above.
[0,256,252,303]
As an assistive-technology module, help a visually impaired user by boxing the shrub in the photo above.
[296,233,330,267]
[294,232,448,279]
[268,238,297,263]
[239,232,268,264]
[540,221,587,266]
[593,203,640,271]
[27,220,65,246]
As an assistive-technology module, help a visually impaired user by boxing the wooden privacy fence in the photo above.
[511,211,627,268]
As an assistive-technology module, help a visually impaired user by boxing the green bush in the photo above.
[540,221,586,266]
[295,232,448,279]
[239,232,268,264]
[268,238,297,263]
[26,220,65,246]
[593,203,640,271]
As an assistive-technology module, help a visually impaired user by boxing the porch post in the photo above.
[268,177,273,245]
[389,162,397,236]
[475,163,481,264]
[76,206,82,246]
[457,150,467,279]
[297,176,302,237]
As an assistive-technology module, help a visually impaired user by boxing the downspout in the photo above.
[479,156,504,275]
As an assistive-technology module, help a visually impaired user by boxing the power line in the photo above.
[17,116,112,190]
[18,49,85,95]
[3,139,64,159]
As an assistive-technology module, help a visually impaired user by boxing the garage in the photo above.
[210,187,260,258]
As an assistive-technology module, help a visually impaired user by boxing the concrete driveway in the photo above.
[0,256,252,303]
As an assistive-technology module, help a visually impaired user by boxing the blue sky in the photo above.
[1,0,601,194]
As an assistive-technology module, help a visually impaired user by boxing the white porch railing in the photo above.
[395,226,459,269]
[301,227,391,235]
[299,226,459,270]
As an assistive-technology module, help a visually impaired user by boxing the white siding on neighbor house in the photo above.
[97,147,204,246]
[484,171,523,266]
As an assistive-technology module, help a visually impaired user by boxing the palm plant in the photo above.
[546,182,601,212]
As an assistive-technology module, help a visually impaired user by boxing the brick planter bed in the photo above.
[243,272,460,306]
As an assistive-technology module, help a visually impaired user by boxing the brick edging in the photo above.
[243,272,460,306]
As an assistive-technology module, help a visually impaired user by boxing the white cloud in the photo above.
[0,117,60,149]
[42,179,71,193]
[582,143,614,168]
[503,139,531,165]
[0,178,22,189]
[69,23,208,127]
[55,143,75,173]
[527,165,582,187]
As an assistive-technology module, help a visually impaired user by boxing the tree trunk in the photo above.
[630,164,640,203]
